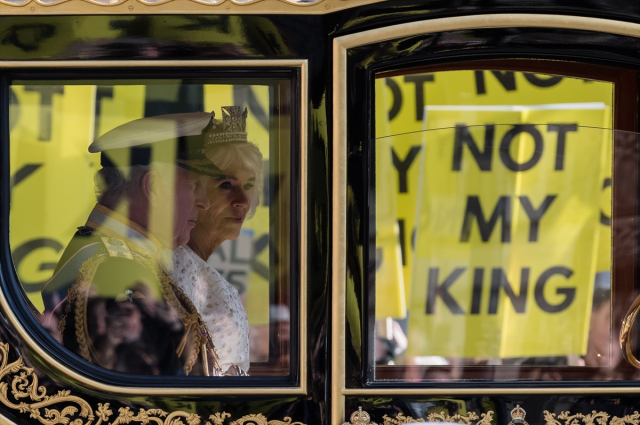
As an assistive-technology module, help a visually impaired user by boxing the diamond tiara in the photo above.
[205,106,248,146]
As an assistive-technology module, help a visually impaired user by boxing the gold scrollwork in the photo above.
[213,414,305,425]
[544,410,640,425]
[382,413,421,425]
[0,342,307,425]
[382,409,494,425]
[383,410,494,425]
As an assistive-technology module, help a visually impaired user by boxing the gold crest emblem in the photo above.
[509,405,528,425]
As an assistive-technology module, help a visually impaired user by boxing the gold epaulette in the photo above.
[100,236,134,260]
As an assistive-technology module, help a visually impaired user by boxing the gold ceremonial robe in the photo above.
[41,204,222,376]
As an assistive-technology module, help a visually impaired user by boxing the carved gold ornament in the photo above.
[380,409,494,425]
[509,406,528,425]
[0,342,306,425]
[344,407,377,425]
[544,410,640,425]
[221,414,305,425]
[620,293,640,368]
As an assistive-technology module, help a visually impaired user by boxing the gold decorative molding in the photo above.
[0,342,307,425]
[0,0,387,15]
[543,410,640,425]
[382,410,494,425]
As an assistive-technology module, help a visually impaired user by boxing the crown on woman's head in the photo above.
[205,106,248,146]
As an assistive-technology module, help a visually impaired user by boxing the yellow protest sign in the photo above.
[375,70,614,358]
[10,84,102,313]
[404,123,609,358]
[375,135,406,319]
[9,83,275,327]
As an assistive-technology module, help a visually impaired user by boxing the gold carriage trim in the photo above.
[342,407,496,425]
[382,409,495,425]
[544,410,640,425]
[0,342,306,425]
[0,0,387,16]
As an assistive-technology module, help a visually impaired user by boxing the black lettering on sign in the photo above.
[499,124,543,172]
[12,238,63,292]
[601,178,612,226]
[452,125,495,171]
[426,267,465,314]
[94,86,114,138]
[145,84,204,117]
[489,268,529,314]
[24,85,64,141]
[547,124,577,170]
[534,266,575,313]
[10,163,42,188]
[250,234,270,280]
[262,160,282,208]
[523,73,563,88]
[9,87,20,132]
[470,268,484,314]
[226,270,248,294]
[397,219,406,266]
[385,79,402,121]
[404,74,435,121]
[518,195,556,242]
[392,146,422,193]
[475,70,516,95]
[230,239,250,264]
[460,196,512,243]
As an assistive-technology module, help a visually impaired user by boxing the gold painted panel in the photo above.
[0,341,307,425]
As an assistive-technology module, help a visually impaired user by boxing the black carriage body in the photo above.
[2,2,640,425]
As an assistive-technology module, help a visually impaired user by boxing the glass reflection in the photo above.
[9,82,291,377]
[373,125,631,381]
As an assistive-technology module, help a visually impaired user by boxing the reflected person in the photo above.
[40,112,228,376]
[169,106,262,375]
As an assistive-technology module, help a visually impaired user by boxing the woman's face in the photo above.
[199,168,256,241]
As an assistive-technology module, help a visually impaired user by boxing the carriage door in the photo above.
[333,15,640,425]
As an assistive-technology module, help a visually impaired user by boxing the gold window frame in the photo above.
[331,14,640,425]
[0,59,308,396]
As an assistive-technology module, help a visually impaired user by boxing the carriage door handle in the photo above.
[620,293,640,368]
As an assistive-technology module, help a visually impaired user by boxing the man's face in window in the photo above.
[171,168,210,248]
[149,165,210,248]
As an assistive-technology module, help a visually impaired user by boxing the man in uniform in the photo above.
[40,112,225,376]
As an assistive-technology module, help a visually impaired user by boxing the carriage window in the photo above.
[9,78,294,377]
[372,67,640,381]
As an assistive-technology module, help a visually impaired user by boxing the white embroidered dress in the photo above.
[164,245,250,373]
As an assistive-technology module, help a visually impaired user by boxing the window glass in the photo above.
[372,69,632,381]
[9,79,292,377]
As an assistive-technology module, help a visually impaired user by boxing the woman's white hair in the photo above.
[205,142,264,217]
